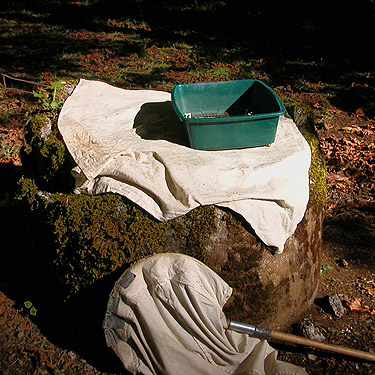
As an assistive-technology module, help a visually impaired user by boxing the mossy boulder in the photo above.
[22,81,77,192]
[11,92,326,329]
[283,99,327,207]
[14,180,226,301]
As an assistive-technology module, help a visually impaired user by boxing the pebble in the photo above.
[307,353,318,361]
[295,318,326,341]
[337,258,349,267]
[328,294,345,318]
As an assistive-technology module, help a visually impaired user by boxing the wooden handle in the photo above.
[271,330,375,362]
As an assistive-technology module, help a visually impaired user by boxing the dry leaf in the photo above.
[344,298,375,315]
[327,172,350,182]
[363,287,375,297]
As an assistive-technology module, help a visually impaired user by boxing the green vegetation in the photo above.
[15,173,224,297]
[0,139,21,162]
[24,301,37,316]
[319,264,333,276]
[33,81,64,110]
[282,99,327,207]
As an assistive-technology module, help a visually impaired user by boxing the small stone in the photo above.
[295,318,326,341]
[337,258,348,268]
[307,353,318,361]
[328,294,345,318]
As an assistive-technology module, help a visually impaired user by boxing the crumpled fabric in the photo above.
[103,253,308,375]
[57,79,311,252]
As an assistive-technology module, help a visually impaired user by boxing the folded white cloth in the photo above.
[103,253,308,375]
[58,79,311,252]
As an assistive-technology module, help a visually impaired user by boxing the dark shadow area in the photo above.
[226,81,281,116]
[133,101,190,146]
[0,155,126,373]
[314,296,335,315]
[331,84,375,118]
[1,0,374,86]
[35,268,130,374]
[0,198,130,373]
[323,204,375,270]
[0,0,143,80]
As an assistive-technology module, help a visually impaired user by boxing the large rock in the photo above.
[9,91,325,330]
[13,180,322,331]
[162,202,323,330]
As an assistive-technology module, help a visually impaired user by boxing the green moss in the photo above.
[48,193,168,294]
[15,176,39,207]
[22,80,78,192]
[23,109,75,192]
[283,99,327,207]
[303,132,327,207]
[168,205,218,262]
[15,175,226,298]
[28,112,65,165]
[283,99,315,133]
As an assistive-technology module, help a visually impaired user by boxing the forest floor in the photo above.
[1,1,375,374]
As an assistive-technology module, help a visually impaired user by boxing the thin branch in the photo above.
[0,73,51,95]
[1,73,50,88]
[0,86,35,95]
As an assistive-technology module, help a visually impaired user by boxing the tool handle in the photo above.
[229,321,271,339]
[271,330,375,362]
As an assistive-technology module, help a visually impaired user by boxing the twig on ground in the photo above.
[0,73,49,95]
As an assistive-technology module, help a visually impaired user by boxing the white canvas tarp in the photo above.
[57,79,311,252]
[103,253,308,375]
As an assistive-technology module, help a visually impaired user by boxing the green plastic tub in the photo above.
[171,79,285,150]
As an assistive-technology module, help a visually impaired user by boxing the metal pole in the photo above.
[228,320,375,362]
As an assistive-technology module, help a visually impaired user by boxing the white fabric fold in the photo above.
[103,253,308,375]
[58,79,311,252]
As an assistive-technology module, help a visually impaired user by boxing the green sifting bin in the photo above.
[171,79,285,150]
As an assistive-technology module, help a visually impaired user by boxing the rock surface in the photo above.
[163,201,323,330]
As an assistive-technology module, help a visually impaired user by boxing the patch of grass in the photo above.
[319,264,333,275]
[0,139,21,162]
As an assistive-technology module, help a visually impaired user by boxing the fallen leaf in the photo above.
[363,287,375,297]
[327,172,350,182]
[344,298,375,314]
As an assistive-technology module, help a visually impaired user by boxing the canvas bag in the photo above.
[103,253,308,375]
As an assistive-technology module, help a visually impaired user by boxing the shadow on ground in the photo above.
[0,198,129,373]
[323,204,375,271]
[1,0,374,117]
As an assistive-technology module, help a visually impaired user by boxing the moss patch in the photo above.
[167,205,218,261]
[15,181,164,297]
[283,99,327,207]
[15,171,223,298]
[23,82,77,192]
